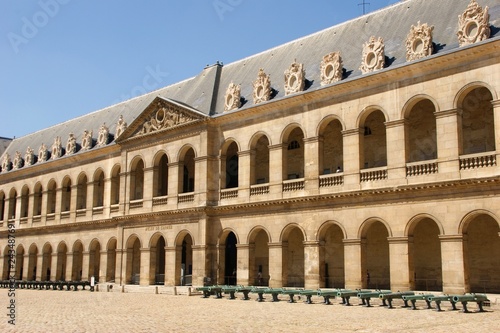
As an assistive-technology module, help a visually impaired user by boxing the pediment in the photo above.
[116,97,207,142]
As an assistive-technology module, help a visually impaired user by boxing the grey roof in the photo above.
[2,0,499,168]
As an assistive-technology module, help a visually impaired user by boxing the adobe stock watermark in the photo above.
[112,65,170,105]
[213,0,243,21]
[7,0,72,54]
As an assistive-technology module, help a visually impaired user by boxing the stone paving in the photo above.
[1,288,499,332]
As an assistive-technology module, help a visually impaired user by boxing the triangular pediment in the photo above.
[117,97,207,142]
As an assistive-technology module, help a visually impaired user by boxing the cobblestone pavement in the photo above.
[1,289,499,332]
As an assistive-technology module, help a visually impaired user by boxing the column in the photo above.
[21,254,29,280]
[341,129,362,190]
[85,182,94,215]
[343,239,363,289]
[115,249,124,285]
[142,167,154,209]
[50,252,57,281]
[36,254,43,281]
[65,253,73,281]
[192,245,208,286]
[139,248,151,285]
[387,237,411,291]
[237,150,251,199]
[81,251,90,281]
[439,235,466,294]
[99,250,108,283]
[236,244,250,286]
[268,144,285,197]
[385,120,407,181]
[434,109,461,178]
[167,162,180,203]
[303,137,320,195]
[165,246,176,286]
[303,241,320,289]
[268,242,283,287]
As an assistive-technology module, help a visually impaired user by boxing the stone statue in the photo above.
[284,60,305,96]
[97,123,109,147]
[38,143,48,163]
[1,153,11,172]
[360,36,385,74]
[115,115,128,138]
[51,137,62,160]
[66,133,77,155]
[253,69,271,104]
[406,21,434,61]
[81,130,93,151]
[25,147,35,166]
[224,82,242,111]
[12,151,23,170]
[457,0,490,46]
[320,52,343,86]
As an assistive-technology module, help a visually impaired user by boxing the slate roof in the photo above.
[1,0,499,167]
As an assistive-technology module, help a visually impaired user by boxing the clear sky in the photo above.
[0,0,399,139]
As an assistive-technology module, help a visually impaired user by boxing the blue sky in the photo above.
[0,0,399,138]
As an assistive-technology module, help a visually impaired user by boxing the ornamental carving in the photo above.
[284,60,305,95]
[97,123,109,147]
[12,151,23,170]
[51,137,62,160]
[406,21,434,61]
[457,0,490,47]
[359,36,385,74]
[253,69,271,104]
[115,115,128,138]
[1,153,11,172]
[38,143,48,163]
[66,133,76,155]
[320,52,343,86]
[136,101,198,136]
[81,130,93,151]
[25,147,34,166]
[224,82,241,111]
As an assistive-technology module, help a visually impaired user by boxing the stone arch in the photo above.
[406,214,443,291]
[148,232,167,285]
[460,210,500,293]
[125,234,142,284]
[110,164,121,205]
[7,188,17,220]
[281,223,306,287]
[92,168,105,208]
[248,226,271,286]
[178,146,196,194]
[15,244,25,280]
[106,237,117,282]
[249,133,271,185]
[318,221,346,288]
[359,218,391,289]
[41,242,53,281]
[88,239,101,282]
[454,81,498,108]
[61,176,72,212]
[152,151,169,198]
[318,116,345,174]
[221,140,240,189]
[28,243,38,281]
[76,172,88,210]
[72,240,84,281]
[174,230,194,286]
[46,179,57,215]
[33,182,43,216]
[401,94,440,119]
[56,241,68,281]
[455,83,496,154]
[358,108,388,169]
[281,125,305,180]
[130,157,145,200]
[20,185,30,219]
[2,245,11,280]
[218,229,239,285]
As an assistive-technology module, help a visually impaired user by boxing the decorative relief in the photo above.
[38,144,48,163]
[457,0,490,46]
[51,137,62,160]
[224,82,241,111]
[115,115,127,138]
[97,123,109,147]
[81,130,93,151]
[136,101,198,136]
[24,147,34,166]
[12,151,23,170]
[320,52,343,86]
[1,153,11,172]
[359,36,385,74]
[284,60,305,95]
[66,134,76,155]
[406,21,434,61]
[253,69,271,104]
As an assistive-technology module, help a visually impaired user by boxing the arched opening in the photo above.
[2,246,10,280]
[8,188,17,220]
[153,154,169,197]
[61,177,72,212]
[249,229,269,286]
[106,238,117,282]
[362,221,390,289]
[463,214,500,293]
[221,142,239,189]
[219,232,237,285]
[176,234,193,286]
[28,244,38,281]
[126,236,141,284]
[110,165,121,205]
[46,180,57,214]
[130,159,145,200]
[88,240,101,282]
[76,174,88,210]
[284,128,305,180]
[409,218,442,291]
[180,149,195,193]
[56,242,67,281]
[150,235,166,285]
[407,100,437,162]
[72,241,84,281]
[460,87,495,155]
[0,191,5,221]
[361,110,387,169]
[33,183,43,217]
[20,186,29,219]
[15,245,24,280]
[320,119,344,174]
[93,170,105,208]
[251,135,270,185]
[283,227,305,287]
[319,223,345,288]
[41,243,52,281]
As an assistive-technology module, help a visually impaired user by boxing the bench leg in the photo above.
[450,301,458,311]
[461,301,469,313]
[256,293,264,302]
[425,300,432,309]
[288,294,295,303]
[271,293,279,302]
[365,298,372,307]
[381,299,388,307]
[435,301,442,312]
[477,301,485,312]
[360,298,366,306]
[242,291,250,300]
[229,291,235,300]
[387,299,394,309]
[305,295,312,304]
[344,296,351,306]
[323,296,331,305]
[215,291,222,299]
[409,300,417,310]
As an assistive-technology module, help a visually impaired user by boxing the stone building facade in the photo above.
[1,0,499,294]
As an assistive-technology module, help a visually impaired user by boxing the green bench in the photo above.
[336,289,370,306]
[427,295,458,312]
[251,287,283,302]
[451,294,489,313]
[379,291,415,309]
[401,293,434,310]
[357,290,392,307]
[316,289,339,305]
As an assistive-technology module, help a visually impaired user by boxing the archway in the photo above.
[319,223,345,288]
[249,228,269,286]
[219,232,237,285]
[88,240,101,282]
[126,236,141,284]
[28,244,38,281]
[150,235,166,285]
[283,226,305,287]
[15,245,25,280]
[176,233,193,286]
[72,241,84,281]
[361,221,390,289]
[41,243,53,281]
[106,238,117,282]
[56,242,67,281]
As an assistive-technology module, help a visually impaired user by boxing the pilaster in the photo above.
[434,109,461,178]
[343,239,363,289]
[268,242,283,287]
[303,241,320,289]
[439,235,466,294]
[387,237,411,291]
